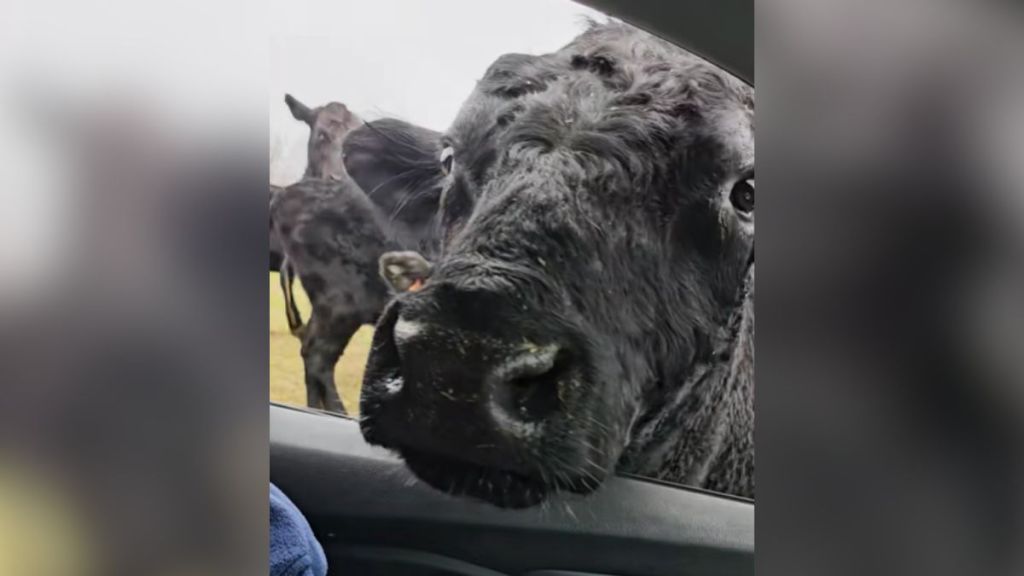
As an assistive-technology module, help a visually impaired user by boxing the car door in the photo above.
[271,404,753,576]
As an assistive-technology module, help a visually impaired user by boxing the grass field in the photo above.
[269,272,374,414]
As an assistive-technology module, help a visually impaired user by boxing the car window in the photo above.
[269,0,754,503]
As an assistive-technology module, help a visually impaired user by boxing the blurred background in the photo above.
[0,0,1022,575]
[757,0,1024,574]
[1,2,269,575]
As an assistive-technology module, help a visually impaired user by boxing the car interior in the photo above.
[269,2,754,575]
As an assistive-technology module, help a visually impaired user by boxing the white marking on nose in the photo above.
[393,318,425,343]
[491,343,559,383]
[488,401,541,438]
[383,376,404,395]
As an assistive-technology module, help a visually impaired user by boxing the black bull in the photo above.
[347,22,754,508]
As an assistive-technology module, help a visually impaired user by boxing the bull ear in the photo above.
[343,118,445,203]
[379,251,433,293]
[284,93,314,125]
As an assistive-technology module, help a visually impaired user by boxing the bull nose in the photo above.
[486,343,566,434]
[377,307,573,439]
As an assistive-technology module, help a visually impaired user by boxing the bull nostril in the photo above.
[490,345,572,426]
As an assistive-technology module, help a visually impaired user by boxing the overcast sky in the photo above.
[0,0,605,297]
[269,0,606,184]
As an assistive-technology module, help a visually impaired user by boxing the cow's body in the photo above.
[271,178,395,411]
[270,95,363,336]
[272,117,444,413]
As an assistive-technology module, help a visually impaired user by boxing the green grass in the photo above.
[269,272,374,414]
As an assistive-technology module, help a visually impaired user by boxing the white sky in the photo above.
[269,0,606,184]
[0,0,605,297]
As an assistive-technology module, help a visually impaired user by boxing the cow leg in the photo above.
[300,311,341,412]
[280,258,305,339]
[305,380,320,410]
[318,318,362,414]
[301,313,360,414]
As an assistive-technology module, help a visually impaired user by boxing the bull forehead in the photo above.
[710,105,755,171]
[449,26,753,170]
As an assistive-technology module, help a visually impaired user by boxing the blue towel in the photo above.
[270,483,328,576]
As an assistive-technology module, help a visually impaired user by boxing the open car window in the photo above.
[269,0,754,506]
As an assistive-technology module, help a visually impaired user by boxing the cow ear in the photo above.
[284,94,314,125]
[343,118,445,199]
[379,251,433,293]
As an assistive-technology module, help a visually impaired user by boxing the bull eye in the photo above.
[316,131,330,143]
[440,146,455,175]
[591,55,615,76]
[730,178,755,213]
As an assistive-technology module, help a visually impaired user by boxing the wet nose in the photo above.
[390,315,568,433]
[361,290,578,453]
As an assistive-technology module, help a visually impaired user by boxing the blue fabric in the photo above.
[270,483,328,576]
